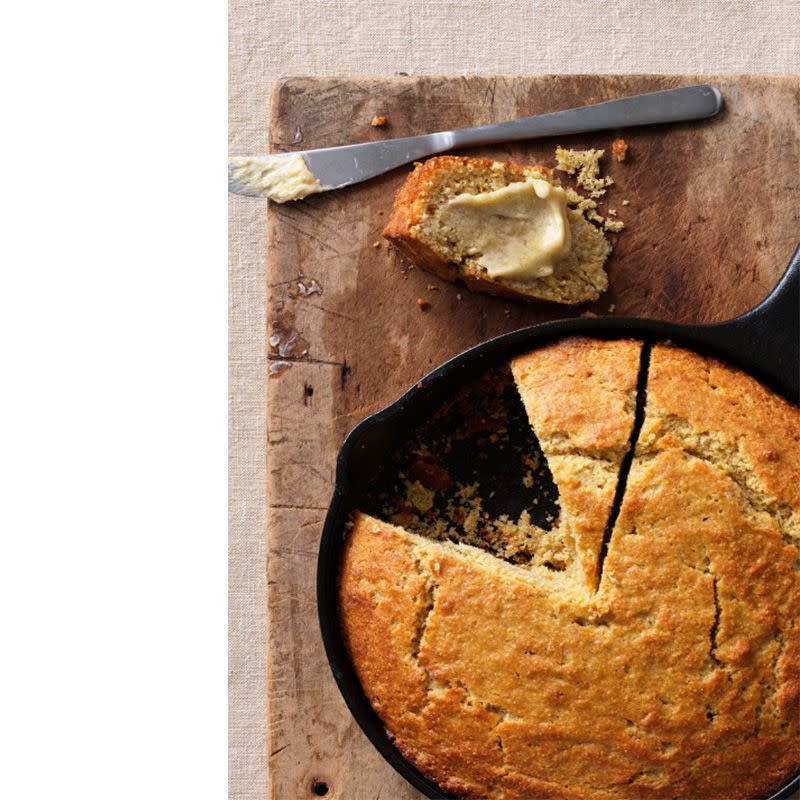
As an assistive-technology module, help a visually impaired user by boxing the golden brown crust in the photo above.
[640,344,800,534]
[512,338,642,588]
[339,340,800,799]
[339,514,506,797]
[383,156,609,305]
[338,514,429,717]
[512,338,640,455]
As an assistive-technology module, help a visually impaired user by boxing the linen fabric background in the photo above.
[229,2,800,797]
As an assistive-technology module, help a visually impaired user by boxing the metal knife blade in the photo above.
[229,84,722,202]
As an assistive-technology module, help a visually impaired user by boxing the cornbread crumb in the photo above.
[565,187,600,216]
[371,115,388,127]
[372,240,381,248]
[604,218,625,233]
[564,184,622,231]
[456,293,463,301]
[417,298,431,311]
[522,470,534,488]
[405,479,435,512]
[555,147,613,197]
[621,199,630,206]
[612,138,628,162]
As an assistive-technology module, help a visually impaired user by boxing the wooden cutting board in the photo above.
[265,75,800,800]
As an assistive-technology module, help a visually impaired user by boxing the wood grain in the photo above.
[265,75,800,800]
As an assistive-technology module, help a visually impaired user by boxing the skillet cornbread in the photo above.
[339,339,800,800]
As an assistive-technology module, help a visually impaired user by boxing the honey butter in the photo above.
[440,178,572,280]
[228,154,323,202]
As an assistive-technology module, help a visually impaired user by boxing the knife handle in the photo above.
[452,84,723,148]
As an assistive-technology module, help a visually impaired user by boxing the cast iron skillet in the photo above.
[318,244,800,800]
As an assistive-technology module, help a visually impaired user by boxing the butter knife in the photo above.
[229,84,722,202]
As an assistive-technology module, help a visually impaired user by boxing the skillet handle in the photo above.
[700,244,800,401]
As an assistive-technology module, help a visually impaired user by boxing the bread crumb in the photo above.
[522,470,534,488]
[372,240,381,248]
[612,138,628,162]
[417,298,431,311]
[555,147,613,197]
[566,174,628,237]
[621,199,630,206]
[565,186,605,223]
[426,283,440,291]
[371,115,388,127]
[405,480,434,512]
[456,293,463,301]
[609,304,616,313]
[565,187,583,205]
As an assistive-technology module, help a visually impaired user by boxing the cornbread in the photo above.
[511,338,643,590]
[555,147,614,198]
[339,339,800,800]
[383,157,612,304]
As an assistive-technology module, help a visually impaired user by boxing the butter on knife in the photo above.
[228,154,323,202]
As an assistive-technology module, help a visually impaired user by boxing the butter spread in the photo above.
[228,154,323,202]
[440,178,572,280]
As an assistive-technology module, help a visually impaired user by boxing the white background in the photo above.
[1,0,226,797]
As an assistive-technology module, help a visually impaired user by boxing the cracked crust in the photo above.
[639,344,800,544]
[383,156,611,304]
[338,340,800,799]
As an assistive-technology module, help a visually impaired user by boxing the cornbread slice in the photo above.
[383,156,611,304]
[511,337,643,590]
[339,339,800,800]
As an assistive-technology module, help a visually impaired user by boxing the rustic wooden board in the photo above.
[265,75,800,800]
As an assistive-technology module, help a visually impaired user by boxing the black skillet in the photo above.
[317,244,800,800]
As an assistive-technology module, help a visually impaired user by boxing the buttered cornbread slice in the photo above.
[338,339,800,800]
[383,156,611,304]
